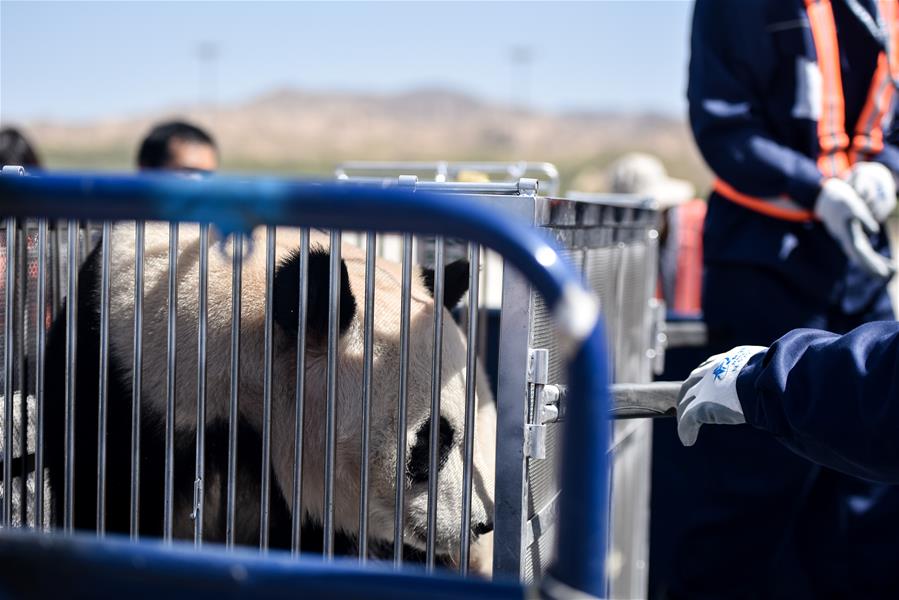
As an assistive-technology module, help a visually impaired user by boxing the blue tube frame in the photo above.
[0,172,609,598]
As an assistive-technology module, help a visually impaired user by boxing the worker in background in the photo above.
[675,321,899,484]
[665,0,899,598]
[136,120,218,174]
[606,152,705,316]
[0,127,42,169]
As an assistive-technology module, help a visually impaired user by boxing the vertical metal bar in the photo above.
[79,221,89,267]
[14,226,25,527]
[394,232,413,565]
[259,226,276,551]
[492,262,532,577]
[163,223,178,543]
[193,223,209,546]
[225,232,243,549]
[425,236,445,571]
[34,219,48,530]
[458,243,481,574]
[63,219,78,534]
[323,230,341,559]
[50,223,62,318]
[477,252,490,362]
[3,218,16,527]
[96,222,112,536]
[358,231,376,562]
[130,221,145,540]
[290,229,310,556]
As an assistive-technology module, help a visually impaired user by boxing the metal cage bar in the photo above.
[458,242,481,574]
[225,232,243,549]
[3,218,16,527]
[425,236,445,570]
[162,223,179,543]
[96,221,112,536]
[358,231,376,562]
[290,228,310,556]
[393,232,413,565]
[63,219,78,534]
[129,221,144,539]
[192,223,210,546]
[260,226,276,551]
[323,230,342,558]
[34,219,48,530]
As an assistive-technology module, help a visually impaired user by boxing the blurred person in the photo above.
[660,0,899,598]
[0,127,42,168]
[606,152,705,316]
[136,120,218,173]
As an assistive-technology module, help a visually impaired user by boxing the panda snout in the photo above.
[472,520,494,537]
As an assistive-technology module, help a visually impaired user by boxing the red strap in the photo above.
[713,179,815,222]
[849,0,899,162]
[806,0,851,177]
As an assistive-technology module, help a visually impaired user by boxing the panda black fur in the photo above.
[42,223,496,568]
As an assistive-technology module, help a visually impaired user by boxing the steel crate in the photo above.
[332,174,661,597]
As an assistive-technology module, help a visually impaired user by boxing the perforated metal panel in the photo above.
[510,197,658,597]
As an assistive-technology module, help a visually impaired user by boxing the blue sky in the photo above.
[1,1,694,123]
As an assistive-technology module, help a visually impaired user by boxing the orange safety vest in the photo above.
[714,0,899,222]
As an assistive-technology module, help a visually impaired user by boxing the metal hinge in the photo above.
[525,349,568,459]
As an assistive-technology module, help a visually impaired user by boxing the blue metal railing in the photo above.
[0,172,609,598]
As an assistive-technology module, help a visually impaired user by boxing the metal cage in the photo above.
[0,170,614,598]
[331,174,661,597]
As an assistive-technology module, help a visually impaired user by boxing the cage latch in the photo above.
[525,349,568,459]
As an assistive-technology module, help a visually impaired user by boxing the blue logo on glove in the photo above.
[712,358,730,381]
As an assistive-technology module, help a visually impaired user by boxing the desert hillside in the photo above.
[10,87,711,193]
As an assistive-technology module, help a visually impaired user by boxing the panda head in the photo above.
[271,234,495,562]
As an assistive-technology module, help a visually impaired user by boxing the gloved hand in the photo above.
[847,161,897,223]
[815,177,880,254]
[676,345,767,446]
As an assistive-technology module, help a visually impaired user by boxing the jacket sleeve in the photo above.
[689,0,824,208]
[737,322,899,482]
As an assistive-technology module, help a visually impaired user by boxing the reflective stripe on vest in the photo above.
[716,0,898,221]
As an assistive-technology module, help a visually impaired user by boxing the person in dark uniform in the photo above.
[657,1,899,598]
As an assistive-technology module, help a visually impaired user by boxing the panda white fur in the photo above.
[43,222,496,569]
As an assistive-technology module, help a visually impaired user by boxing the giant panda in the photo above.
[42,222,496,569]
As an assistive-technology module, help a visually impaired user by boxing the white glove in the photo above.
[815,176,882,250]
[847,161,897,223]
[676,345,767,446]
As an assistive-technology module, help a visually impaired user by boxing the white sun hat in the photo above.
[607,152,696,209]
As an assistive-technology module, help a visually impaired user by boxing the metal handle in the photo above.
[609,381,681,419]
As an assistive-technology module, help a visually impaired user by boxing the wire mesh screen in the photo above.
[522,203,658,596]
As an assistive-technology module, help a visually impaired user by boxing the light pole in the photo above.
[509,45,534,111]
[196,41,220,112]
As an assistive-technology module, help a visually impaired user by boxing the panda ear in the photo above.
[420,259,470,310]
[273,246,357,342]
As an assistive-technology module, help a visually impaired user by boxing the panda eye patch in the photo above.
[407,416,455,484]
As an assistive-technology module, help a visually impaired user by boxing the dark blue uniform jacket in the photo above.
[690,0,897,313]
[740,321,899,483]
